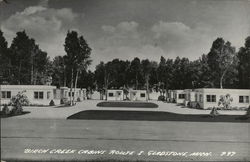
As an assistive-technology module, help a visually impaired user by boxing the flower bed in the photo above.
[97,101,158,108]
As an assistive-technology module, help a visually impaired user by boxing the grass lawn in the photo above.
[0,159,150,162]
[97,101,158,108]
[67,110,250,123]
[0,111,30,118]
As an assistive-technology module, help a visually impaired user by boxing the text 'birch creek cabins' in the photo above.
[0,84,250,110]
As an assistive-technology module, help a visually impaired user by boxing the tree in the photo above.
[159,58,174,92]
[148,61,159,91]
[103,61,118,99]
[238,36,250,89]
[64,31,92,105]
[157,56,167,94]
[9,31,48,85]
[207,38,237,88]
[10,31,33,84]
[172,57,184,89]
[52,56,66,87]
[141,59,153,100]
[32,45,49,85]
[129,57,142,89]
[196,54,212,88]
[0,29,10,84]
[78,70,95,97]
[95,61,106,91]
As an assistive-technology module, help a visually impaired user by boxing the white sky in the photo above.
[1,0,250,70]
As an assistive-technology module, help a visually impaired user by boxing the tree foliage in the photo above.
[0,30,49,85]
[1,29,249,92]
[64,30,92,105]
[238,36,250,89]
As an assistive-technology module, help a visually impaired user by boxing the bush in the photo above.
[196,103,201,109]
[10,91,29,115]
[60,98,68,104]
[210,107,219,117]
[218,94,233,109]
[49,100,55,106]
[158,95,165,101]
[2,105,11,115]
[97,101,158,108]
[60,99,64,104]
[65,101,72,106]
[245,106,250,118]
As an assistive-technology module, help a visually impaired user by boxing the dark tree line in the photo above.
[94,37,250,92]
[0,30,49,85]
[0,29,249,94]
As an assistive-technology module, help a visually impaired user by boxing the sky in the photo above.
[0,0,250,70]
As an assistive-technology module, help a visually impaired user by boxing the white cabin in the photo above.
[107,89,124,101]
[0,85,60,106]
[129,90,147,101]
[193,88,250,109]
[173,90,185,104]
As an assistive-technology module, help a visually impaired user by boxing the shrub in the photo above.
[49,100,55,106]
[210,107,219,117]
[65,101,72,106]
[158,95,165,101]
[60,99,64,104]
[2,105,11,115]
[60,98,68,104]
[196,103,201,109]
[97,101,158,108]
[10,91,29,115]
[245,106,250,118]
[218,94,233,109]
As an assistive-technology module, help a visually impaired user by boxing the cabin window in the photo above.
[68,92,74,97]
[199,94,203,102]
[140,93,146,97]
[108,93,114,97]
[1,91,11,99]
[34,91,44,99]
[206,95,216,102]
[239,96,249,103]
[178,94,185,99]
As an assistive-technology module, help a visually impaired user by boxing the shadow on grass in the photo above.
[67,110,250,123]
[97,101,158,108]
[54,105,73,108]
[0,111,30,118]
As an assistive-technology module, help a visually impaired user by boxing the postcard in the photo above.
[0,0,250,161]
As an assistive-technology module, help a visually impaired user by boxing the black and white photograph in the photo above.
[0,0,250,161]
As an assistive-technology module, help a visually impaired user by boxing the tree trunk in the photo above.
[105,78,108,101]
[165,81,167,99]
[104,69,108,101]
[136,74,138,90]
[73,69,79,103]
[69,68,74,105]
[146,75,149,101]
[18,61,22,85]
[31,63,34,85]
[63,65,66,87]
[220,61,233,89]
[8,58,11,82]
[34,70,37,85]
